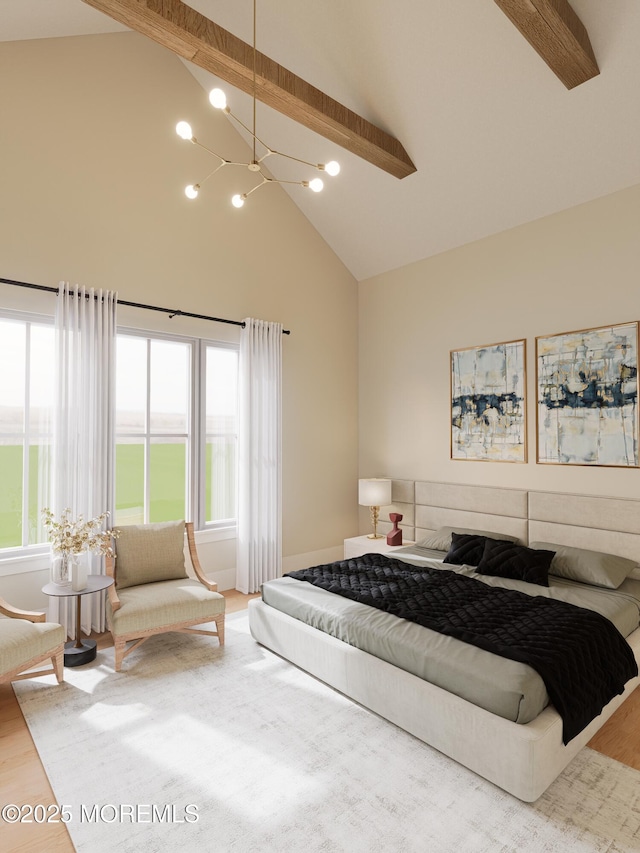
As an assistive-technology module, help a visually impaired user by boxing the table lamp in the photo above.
[358,478,392,539]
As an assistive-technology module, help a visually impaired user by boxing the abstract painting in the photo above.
[537,322,638,467]
[451,340,526,462]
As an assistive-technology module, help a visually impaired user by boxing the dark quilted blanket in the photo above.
[287,553,638,743]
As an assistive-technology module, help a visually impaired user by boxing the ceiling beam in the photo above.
[493,0,599,89]
[81,0,416,179]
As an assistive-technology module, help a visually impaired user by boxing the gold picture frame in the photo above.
[536,321,639,467]
[451,339,527,463]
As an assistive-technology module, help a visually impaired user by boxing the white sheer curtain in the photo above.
[49,282,117,638]
[236,318,282,594]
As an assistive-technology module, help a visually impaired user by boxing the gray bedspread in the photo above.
[261,547,640,724]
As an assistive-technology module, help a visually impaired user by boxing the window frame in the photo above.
[114,327,239,533]
[115,326,196,528]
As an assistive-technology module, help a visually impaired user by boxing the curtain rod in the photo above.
[0,277,291,335]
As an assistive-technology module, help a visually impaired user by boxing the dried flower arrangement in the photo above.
[41,508,118,556]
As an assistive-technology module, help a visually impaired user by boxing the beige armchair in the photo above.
[0,597,64,684]
[106,520,225,672]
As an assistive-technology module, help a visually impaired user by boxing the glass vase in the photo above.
[71,554,88,591]
[51,550,77,587]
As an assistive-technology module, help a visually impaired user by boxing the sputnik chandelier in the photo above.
[175,0,340,209]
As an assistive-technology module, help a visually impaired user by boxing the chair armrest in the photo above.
[107,584,121,612]
[0,596,46,622]
[186,522,218,592]
[105,554,122,611]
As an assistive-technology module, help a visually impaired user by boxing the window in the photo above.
[0,314,54,550]
[115,334,192,526]
[114,330,239,530]
[0,310,239,553]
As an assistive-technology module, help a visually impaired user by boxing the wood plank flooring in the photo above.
[588,682,640,770]
[1,590,638,852]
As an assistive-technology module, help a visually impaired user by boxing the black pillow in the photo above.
[443,532,490,567]
[475,539,555,587]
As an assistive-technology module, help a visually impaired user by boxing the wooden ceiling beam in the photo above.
[493,0,599,89]
[80,0,416,179]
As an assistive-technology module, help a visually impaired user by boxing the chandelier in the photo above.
[175,0,340,209]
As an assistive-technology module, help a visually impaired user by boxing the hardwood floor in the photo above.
[1,590,638,852]
[588,682,640,770]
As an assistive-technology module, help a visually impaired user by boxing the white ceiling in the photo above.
[3,0,640,281]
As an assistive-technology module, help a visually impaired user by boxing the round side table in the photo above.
[42,574,114,667]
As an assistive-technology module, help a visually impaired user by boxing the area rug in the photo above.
[13,614,640,853]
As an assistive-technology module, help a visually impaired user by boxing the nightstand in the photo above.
[344,535,415,560]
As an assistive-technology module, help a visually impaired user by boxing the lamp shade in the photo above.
[358,478,392,507]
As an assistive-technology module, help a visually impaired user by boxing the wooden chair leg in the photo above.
[114,639,126,672]
[216,614,225,646]
[52,648,64,683]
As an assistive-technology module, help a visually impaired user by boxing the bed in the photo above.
[248,482,640,801]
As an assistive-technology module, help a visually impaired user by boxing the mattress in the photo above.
[261,548,640,725]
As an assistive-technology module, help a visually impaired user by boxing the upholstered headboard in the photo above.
[378,480,527,544]
[377,480,640,564]
[528,491,640,563]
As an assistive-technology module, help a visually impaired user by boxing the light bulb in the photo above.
[231,193,246,208]
[185,184,199,200]
[209,88,227,110]
[324,160,340,177]
[176,121,193,140]
[308,178,324,193]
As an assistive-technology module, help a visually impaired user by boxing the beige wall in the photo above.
[359,184,640,508]
[0,33,358,605]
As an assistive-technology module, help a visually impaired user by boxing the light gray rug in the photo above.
[13,614,640,853]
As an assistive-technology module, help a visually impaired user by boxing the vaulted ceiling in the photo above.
[3,1,640,280]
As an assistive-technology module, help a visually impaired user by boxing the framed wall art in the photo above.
[451,339,526,463]
[536,322,638,467]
